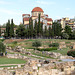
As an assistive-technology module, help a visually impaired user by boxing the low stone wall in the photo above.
[7,54,28,60]
[6,46,33,55]
[0,64,22,70]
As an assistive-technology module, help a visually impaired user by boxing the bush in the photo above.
[67,50,75,57]
[49,43,59,47]
[0,39,5,42]
[0,42,6,56]
[62,33,69,39]
[37,47,57,51]
[32,41,41,48]
[12,41,17,44]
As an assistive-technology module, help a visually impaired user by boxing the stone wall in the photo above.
[15,61,75,75]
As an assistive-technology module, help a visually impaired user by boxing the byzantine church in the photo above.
[22,7,53,29]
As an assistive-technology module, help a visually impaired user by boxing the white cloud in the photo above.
[0,8,20,15]
[0,0,11,4]
[36,0,55,5]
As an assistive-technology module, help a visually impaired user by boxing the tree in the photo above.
[34,20,37,38]
[48,26,52,38]
[44,26,48,38]
[0,26,1,37]
[0,42,6,56]
[64,25,72,35]
[37,14,41,37]
[64,25,72,39]
[52,22,62,37]
[31,18,33,38]
[10,19,14,37]
[29,18,33,38]
[40,21,43,38]
[62,33,69,39]
[71,30,75,39]
[26,26,29,39]
[6,20,10,37]
[32,40,41,49]
[16,24,25,38]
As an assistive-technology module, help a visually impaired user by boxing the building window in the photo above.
[35,13,37,16]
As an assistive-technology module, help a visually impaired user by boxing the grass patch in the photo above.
[32,52,55,59]
[0,57,26,64]
[49,48,70,55]
[0,65,17,68]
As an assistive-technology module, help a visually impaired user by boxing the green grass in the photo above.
[6,39,75,49]
[0,65,17,68]
[0,57,26,64]
[49,48,70,55]
[32,52,55,59]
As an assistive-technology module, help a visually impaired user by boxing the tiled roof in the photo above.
[46,18,53,21]
[22,14,30,16]
[46,15,48,17]
[32,7,43,12]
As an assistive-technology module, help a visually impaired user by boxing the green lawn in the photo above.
[0,57,26,64]
[0,65,17,68]
[49,48,70,55]
[32,52,55,59]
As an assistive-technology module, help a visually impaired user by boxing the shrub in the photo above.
[0,42,6,56]
[32,41,41,49]
[62,33,69,39]
[0,39,5,42]
[67,50,75,57]
[49,43,59,47]
[37,47,57,51]
[12,41,17,44]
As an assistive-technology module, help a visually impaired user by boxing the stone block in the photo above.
[18,65,21,68]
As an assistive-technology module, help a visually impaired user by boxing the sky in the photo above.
[0,0,75,25]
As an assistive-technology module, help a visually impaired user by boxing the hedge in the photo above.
[37,47,57,51]
[67,50,75,57]
[49,43,59,47]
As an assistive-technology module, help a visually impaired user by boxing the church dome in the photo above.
[32,7,43,12]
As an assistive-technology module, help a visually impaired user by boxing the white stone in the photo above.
[71,66,75,71]
[37,64,41,67]
[32,66,38,70]
[18,65,21,68]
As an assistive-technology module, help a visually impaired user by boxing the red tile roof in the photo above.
[46,18,53,21]
[32,7,43,12]
[22,14,30,16]
[23,18,30,21]
[46,15,48,17]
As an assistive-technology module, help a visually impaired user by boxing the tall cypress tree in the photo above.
[6,20,10,37]
[0,26,1,37]
[27,26,29,39]
[52,22,62,37]
[48,26,54,38]
[34,20,37,38]
[37,14,41,37]
[49,26,51,38]
[40,21,43,38]
[29,18,31,38]
[31,18,33,38]
[10,19,14,37]
[44,26,48,38]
